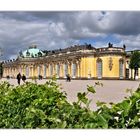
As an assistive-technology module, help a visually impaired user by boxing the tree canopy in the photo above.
[129,51,140,69]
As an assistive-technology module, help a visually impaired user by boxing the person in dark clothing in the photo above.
[22,74,26,83]
[16,73,21,85]
[66,74,71,82]
[68,74,71,82]
[66,74,68,81]
[38,75,43,80]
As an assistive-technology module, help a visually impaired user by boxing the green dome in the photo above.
[20,45,45,58]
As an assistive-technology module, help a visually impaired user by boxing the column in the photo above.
[12,68,14,77]
[19,66,22,73]
[60,63,63,77]
[9,67,11,77]
[23,65,26,75]
[34,65,37,77]
[53,64,55,76]
[46,64,49,77]
[31,66,34,77]
[7,68,9,76]
[41,65,43,76]
[38,65,40,76]
[3,68,6,77]
[68,62,71,76]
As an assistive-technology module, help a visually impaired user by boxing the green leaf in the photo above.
[77,92,88,104]
[97,114,108,128]
[96,101,106,107]
[87,85,96,94]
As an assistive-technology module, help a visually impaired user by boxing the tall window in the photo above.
[64,63,68,77]
[26,66,29,77]
[44,65,46,78]
[119,59,124,79]
[38,66,41,76]
[56,64,60,77]
[50,64,53,76]
[72,63,76,78]
[97,58,102,79]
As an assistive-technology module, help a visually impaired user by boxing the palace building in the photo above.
[2,43,140,80]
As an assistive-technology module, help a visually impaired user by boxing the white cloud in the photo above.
[0,11,140,60]
[115,34,140,50]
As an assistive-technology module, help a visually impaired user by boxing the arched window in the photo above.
[72,63,76,78]
[50,64,53,76]
[26,66,29,77]
[64,63,68,77]
[97,58,102,79]
[44,65,46,78]
[56,64,60,77]
[119,59,124,79]
[38,66,41,76]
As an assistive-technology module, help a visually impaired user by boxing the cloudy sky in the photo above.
[0,11,140,60]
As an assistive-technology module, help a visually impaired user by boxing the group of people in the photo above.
[16,73,26,85]
[16,73,71,85]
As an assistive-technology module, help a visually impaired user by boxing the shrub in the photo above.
[0,80,140,128]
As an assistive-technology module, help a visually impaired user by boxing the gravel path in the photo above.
[0,78,139,110]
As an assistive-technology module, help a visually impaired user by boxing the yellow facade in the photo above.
[2,44,140,80]
[79,55,125,79]
[99,56,124,78]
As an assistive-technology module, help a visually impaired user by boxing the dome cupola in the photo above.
[19,44,45,58]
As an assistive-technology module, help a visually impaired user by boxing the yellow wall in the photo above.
[80,55,125,78]
[100,56,124,78]
[80,57,95,78]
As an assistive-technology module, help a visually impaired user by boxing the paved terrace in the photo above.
[0,78,139,110]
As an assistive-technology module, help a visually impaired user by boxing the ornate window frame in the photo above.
[96,58,103,79]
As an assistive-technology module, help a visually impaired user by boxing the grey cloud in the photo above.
[0,11,140,60]
[115,34,140,50]
[99,11,140,35]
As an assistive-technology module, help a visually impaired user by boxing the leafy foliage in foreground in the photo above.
[0,80,140,128]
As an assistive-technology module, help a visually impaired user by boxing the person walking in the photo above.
[22,74,26,83]
[66,74,71,82]
[16,73,21,85]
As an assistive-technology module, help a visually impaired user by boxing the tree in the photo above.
[129,51,140,80]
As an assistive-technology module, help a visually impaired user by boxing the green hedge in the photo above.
[0,79,140,128]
